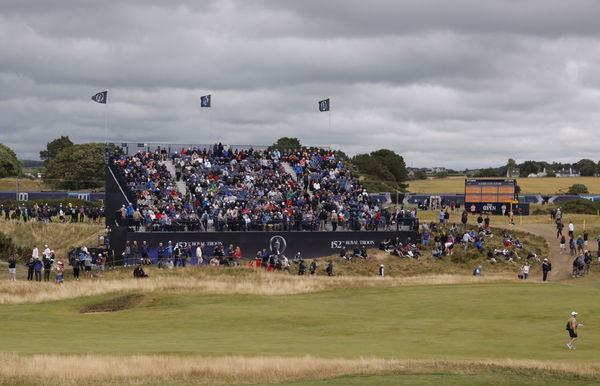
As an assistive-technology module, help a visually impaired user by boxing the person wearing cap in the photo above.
[542,258,552,282]
[379,264,385,277]
[566,311,583,349]
[54,260,64,284]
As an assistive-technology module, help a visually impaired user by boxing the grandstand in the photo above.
[106,142,419,263]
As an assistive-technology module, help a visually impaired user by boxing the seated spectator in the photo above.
[133,265,148,278]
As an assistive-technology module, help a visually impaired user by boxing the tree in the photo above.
[43,143,106,189]
[567,184,589,195]
[434,171,449,179]
[506,158,517,177]
[519,161,540,177]
[40,136,74,166]
[369,149,408,183]
[271,137,301,150]
[576,159,597,176]
[351,149,408,192]
[0,143,23,178]
[412,170,427,180]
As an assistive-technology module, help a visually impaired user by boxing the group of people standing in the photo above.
[21,245,65,284]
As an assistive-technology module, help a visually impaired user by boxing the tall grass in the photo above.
[0,219,104,258]
[0,268,516,305]
[0,354,598,385]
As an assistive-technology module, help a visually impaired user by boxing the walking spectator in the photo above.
[569,237,576,256]
[576,235,584,253]
[379,264,385,277]
[7,256,16,280]
[309,260,317,275]
[298,260,307,275]
[542,258,552,282]
[326,261,334,276]
[568,221,574,238]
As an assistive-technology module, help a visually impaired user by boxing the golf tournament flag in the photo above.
[318,98,330,112]
[91,90,107,104]
[200,94,211,108]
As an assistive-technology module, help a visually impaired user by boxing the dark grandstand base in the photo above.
[109,227,419,264]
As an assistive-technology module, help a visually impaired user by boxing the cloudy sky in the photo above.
[2,0,600,169]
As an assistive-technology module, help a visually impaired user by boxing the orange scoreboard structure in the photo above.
[464,179,516,203]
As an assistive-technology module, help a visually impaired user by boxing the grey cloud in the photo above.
[2,0,600,169]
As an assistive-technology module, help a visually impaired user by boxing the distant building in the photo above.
[527,168,547,178]
[427,167,447,174]
[506,168,520,178]
[555,167,580,178]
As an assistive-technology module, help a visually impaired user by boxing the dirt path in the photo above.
[514,223,572,280]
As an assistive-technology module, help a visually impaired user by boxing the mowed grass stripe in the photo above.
[1,283,599,362]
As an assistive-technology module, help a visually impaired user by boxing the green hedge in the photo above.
[559,198,600,214]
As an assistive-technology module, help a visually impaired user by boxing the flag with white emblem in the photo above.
[318,98,330,112]
[200,95,211,108]
[91,91,107,104]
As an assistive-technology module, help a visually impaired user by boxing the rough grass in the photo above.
[0,219,104,258]
[0,177,49,192]
[407,176,600,194]
[0,354,599,385]
[0,268,516,305]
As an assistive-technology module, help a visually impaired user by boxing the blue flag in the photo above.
[318,98,329,112]
[91,91,107,104]
[200,95,211,108]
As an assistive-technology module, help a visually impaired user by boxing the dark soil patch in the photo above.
[80,294,145,314]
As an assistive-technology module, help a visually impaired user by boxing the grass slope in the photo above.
[0,219,104,258]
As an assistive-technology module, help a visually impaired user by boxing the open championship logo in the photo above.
[269,235,287,254]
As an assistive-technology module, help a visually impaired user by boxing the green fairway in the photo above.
[2,282,599,361]
[279,370,600,385]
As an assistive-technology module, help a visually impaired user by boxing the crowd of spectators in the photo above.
[1,203,104,223]
[110,144,418,232]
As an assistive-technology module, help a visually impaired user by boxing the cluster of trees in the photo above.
[41,136,107,190]
[0,143,22,178]
[352,149,408,192]
[471,158,600,178]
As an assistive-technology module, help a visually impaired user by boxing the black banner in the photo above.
[110,229,419,264]
[465,202,530,215]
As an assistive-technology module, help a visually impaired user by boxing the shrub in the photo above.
[560,198,599,214]
[566,184,589,195]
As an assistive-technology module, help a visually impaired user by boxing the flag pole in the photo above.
[104,89,109,144]
[328,96,331,132]
[209,104,212,144]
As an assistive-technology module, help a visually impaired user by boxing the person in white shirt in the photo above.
[521,262,530,280]
[43,245,51,259]
[32,246,39,259]
[196,244,203,265]
[568,221,574,238]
